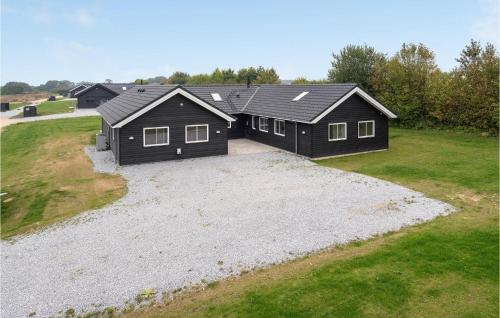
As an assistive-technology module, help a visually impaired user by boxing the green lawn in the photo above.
[122,128,498,318]
[0,117,126,238]
[36,99,76,116]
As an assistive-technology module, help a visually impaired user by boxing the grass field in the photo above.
[0,117,126,238]
[36,99,76,116]
[120,128,498,318]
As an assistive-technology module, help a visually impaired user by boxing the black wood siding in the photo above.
[311,94,389,158]
[227,114,245,139]
[118,94,228,165]
[77,87,117,108]
[101,118,118,158]
[240,115,296,152]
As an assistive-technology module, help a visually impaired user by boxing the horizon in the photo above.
[1,0,498,86]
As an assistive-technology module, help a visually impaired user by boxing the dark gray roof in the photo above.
[75,83,135,97]
[243,84,357,122]
[97,83,393,127]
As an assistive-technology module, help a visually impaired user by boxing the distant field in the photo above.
[0,92,49,103]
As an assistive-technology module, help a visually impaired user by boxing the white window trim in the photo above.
[259,117,269,132]
[274,119,285,136]
[358,120,375,138]
[185,124,209,144]
[328,122,347,141]
[112,128,115,140]
[251,116,256,130]
[228,121,232,128]
[143,126,170,147]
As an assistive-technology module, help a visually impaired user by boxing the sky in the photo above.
[1,0,498,86]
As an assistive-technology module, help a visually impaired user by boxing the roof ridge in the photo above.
[240,86,260,112]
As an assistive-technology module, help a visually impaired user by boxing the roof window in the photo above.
[211,93,223,101]
[292,91,309,101]
[122,87,127,90]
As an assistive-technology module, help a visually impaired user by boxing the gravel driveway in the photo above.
[1,148,454,317]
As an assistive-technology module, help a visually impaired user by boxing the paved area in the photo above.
[1,149,454,317]
[228,138,279,155]
[0,109,99,129]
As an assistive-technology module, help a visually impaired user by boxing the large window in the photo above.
[252,116,256,130]
[259,117,269,132]
[274,119,285,136]
[143,127,169,147]
[358,120,375,138]
[185,124,209,143]
[328,123,347,141]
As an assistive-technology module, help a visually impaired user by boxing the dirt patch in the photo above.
[0,92,50,103]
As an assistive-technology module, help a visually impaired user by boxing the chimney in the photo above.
[246,76,251,88]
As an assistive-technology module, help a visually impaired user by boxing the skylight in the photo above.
[211,93,222,101]
[292,91,309,101]
[122,87,127,90]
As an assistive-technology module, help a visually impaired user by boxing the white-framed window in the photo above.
[274,119,285,136]
[228,121,232,129]
[112,128,115,140]
[251,116,256,130]
[328,123,347,141]
[211,93,222,101]
[358,120,375,138]
[143,127,169,147]
[259,117,269,132]
[185,124,209,143]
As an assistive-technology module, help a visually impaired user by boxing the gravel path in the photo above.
[0,108,98,129]
[1,149,454,317]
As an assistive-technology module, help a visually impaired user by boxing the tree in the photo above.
[166,72,190,84]
[0,82,33,95]
[292,77,327,84]
[186,73,212,85]
[146,76,167,83]
[104,79,113,83]
[134,79,149,84]
[236,67,259,83]
[371,43,443,127]
[440,40,499,134]
[255,67,280,84]
[327,44,386,91]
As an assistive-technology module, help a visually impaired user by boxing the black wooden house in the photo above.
[97,84,396,165]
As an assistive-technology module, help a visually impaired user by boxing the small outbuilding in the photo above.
[48,96,56,101]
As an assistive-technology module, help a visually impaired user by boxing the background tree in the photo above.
[327,44,385,91]
[440,40,499,134]
[371,43,443,127]
[186,73,212,85]
[255,67,280,84]
[0,82,33,95]
[166,72,190,84]
[292,77,327,84]
[134,79,149,84]
[104,79,113,83]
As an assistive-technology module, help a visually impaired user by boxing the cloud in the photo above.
[471,0,499,46]
[32,7,52,24]
[65,10,94,27]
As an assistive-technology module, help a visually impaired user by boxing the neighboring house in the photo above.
[96,84,396,165]
[68,84,90,98]
[75,83,135,108]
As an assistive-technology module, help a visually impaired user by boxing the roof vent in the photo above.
[292,91,309,101]
[137,88,146,93]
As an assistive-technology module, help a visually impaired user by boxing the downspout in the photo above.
[295,122,298,154]
[116,128,120,165]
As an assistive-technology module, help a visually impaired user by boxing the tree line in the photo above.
[134,66,280,85]
[326,40,499,135]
